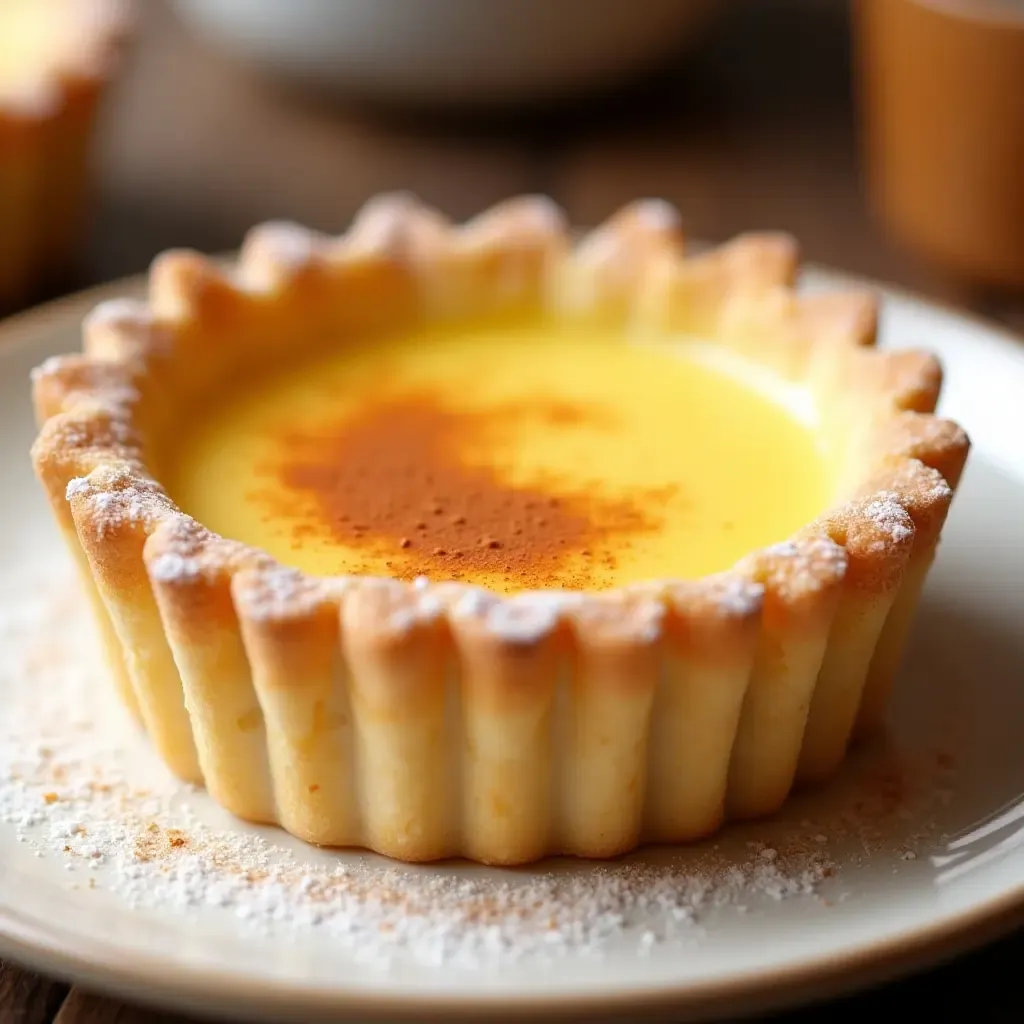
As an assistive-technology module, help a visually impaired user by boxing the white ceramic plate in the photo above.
[0,270,1023,1022]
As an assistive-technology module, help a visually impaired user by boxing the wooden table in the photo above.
[3,1,1023,1020]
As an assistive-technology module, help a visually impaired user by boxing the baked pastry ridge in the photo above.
[30,194,969,864]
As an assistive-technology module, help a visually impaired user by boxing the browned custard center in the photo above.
[259,391,673,590]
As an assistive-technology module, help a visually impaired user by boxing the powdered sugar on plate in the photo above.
[0,560,960,971]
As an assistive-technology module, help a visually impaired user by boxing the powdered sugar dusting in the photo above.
[481,590,587,644]
[247,221,318,266]
[863,493,915,544]
[62,465,176,543]
[233,566,351,622]
[0,563,962,972]
[65,476,92,500]
[757,536,848,595]
[685,575,765,618]
[573,595,665,644]
[31,354,74,383]
[632,198,682,234]
[82,298,151,333]
[716,577,764,616]
[451,586,494,621]
[147,551,202,584]
[240,221,323,290]
[483,599,560,645]
[68,479,168,537]
[465,195,566,242]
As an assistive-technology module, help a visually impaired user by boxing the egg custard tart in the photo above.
[0,0,131,311]
[30,195,969,865]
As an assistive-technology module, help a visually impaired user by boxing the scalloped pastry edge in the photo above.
[30,194,969,864]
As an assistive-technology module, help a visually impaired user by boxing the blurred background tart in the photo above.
[0,0,132,312]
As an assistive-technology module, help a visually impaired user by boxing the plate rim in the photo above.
[1,268,1023,1022]
[2,893,1023,1022]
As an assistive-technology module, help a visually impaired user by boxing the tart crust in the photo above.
[0,0,132,310]
[30,194,970,864]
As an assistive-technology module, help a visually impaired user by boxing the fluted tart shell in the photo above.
[30,194,969,865]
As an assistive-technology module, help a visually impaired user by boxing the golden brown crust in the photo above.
[870,411,970,489]
[805,495,916,593]
[29,193,970,864]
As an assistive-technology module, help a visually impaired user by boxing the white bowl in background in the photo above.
[170,0,724,107]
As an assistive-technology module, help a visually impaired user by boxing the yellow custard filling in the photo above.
[166,321,833,593]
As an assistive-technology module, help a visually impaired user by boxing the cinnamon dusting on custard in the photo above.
[253,391,673,590]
